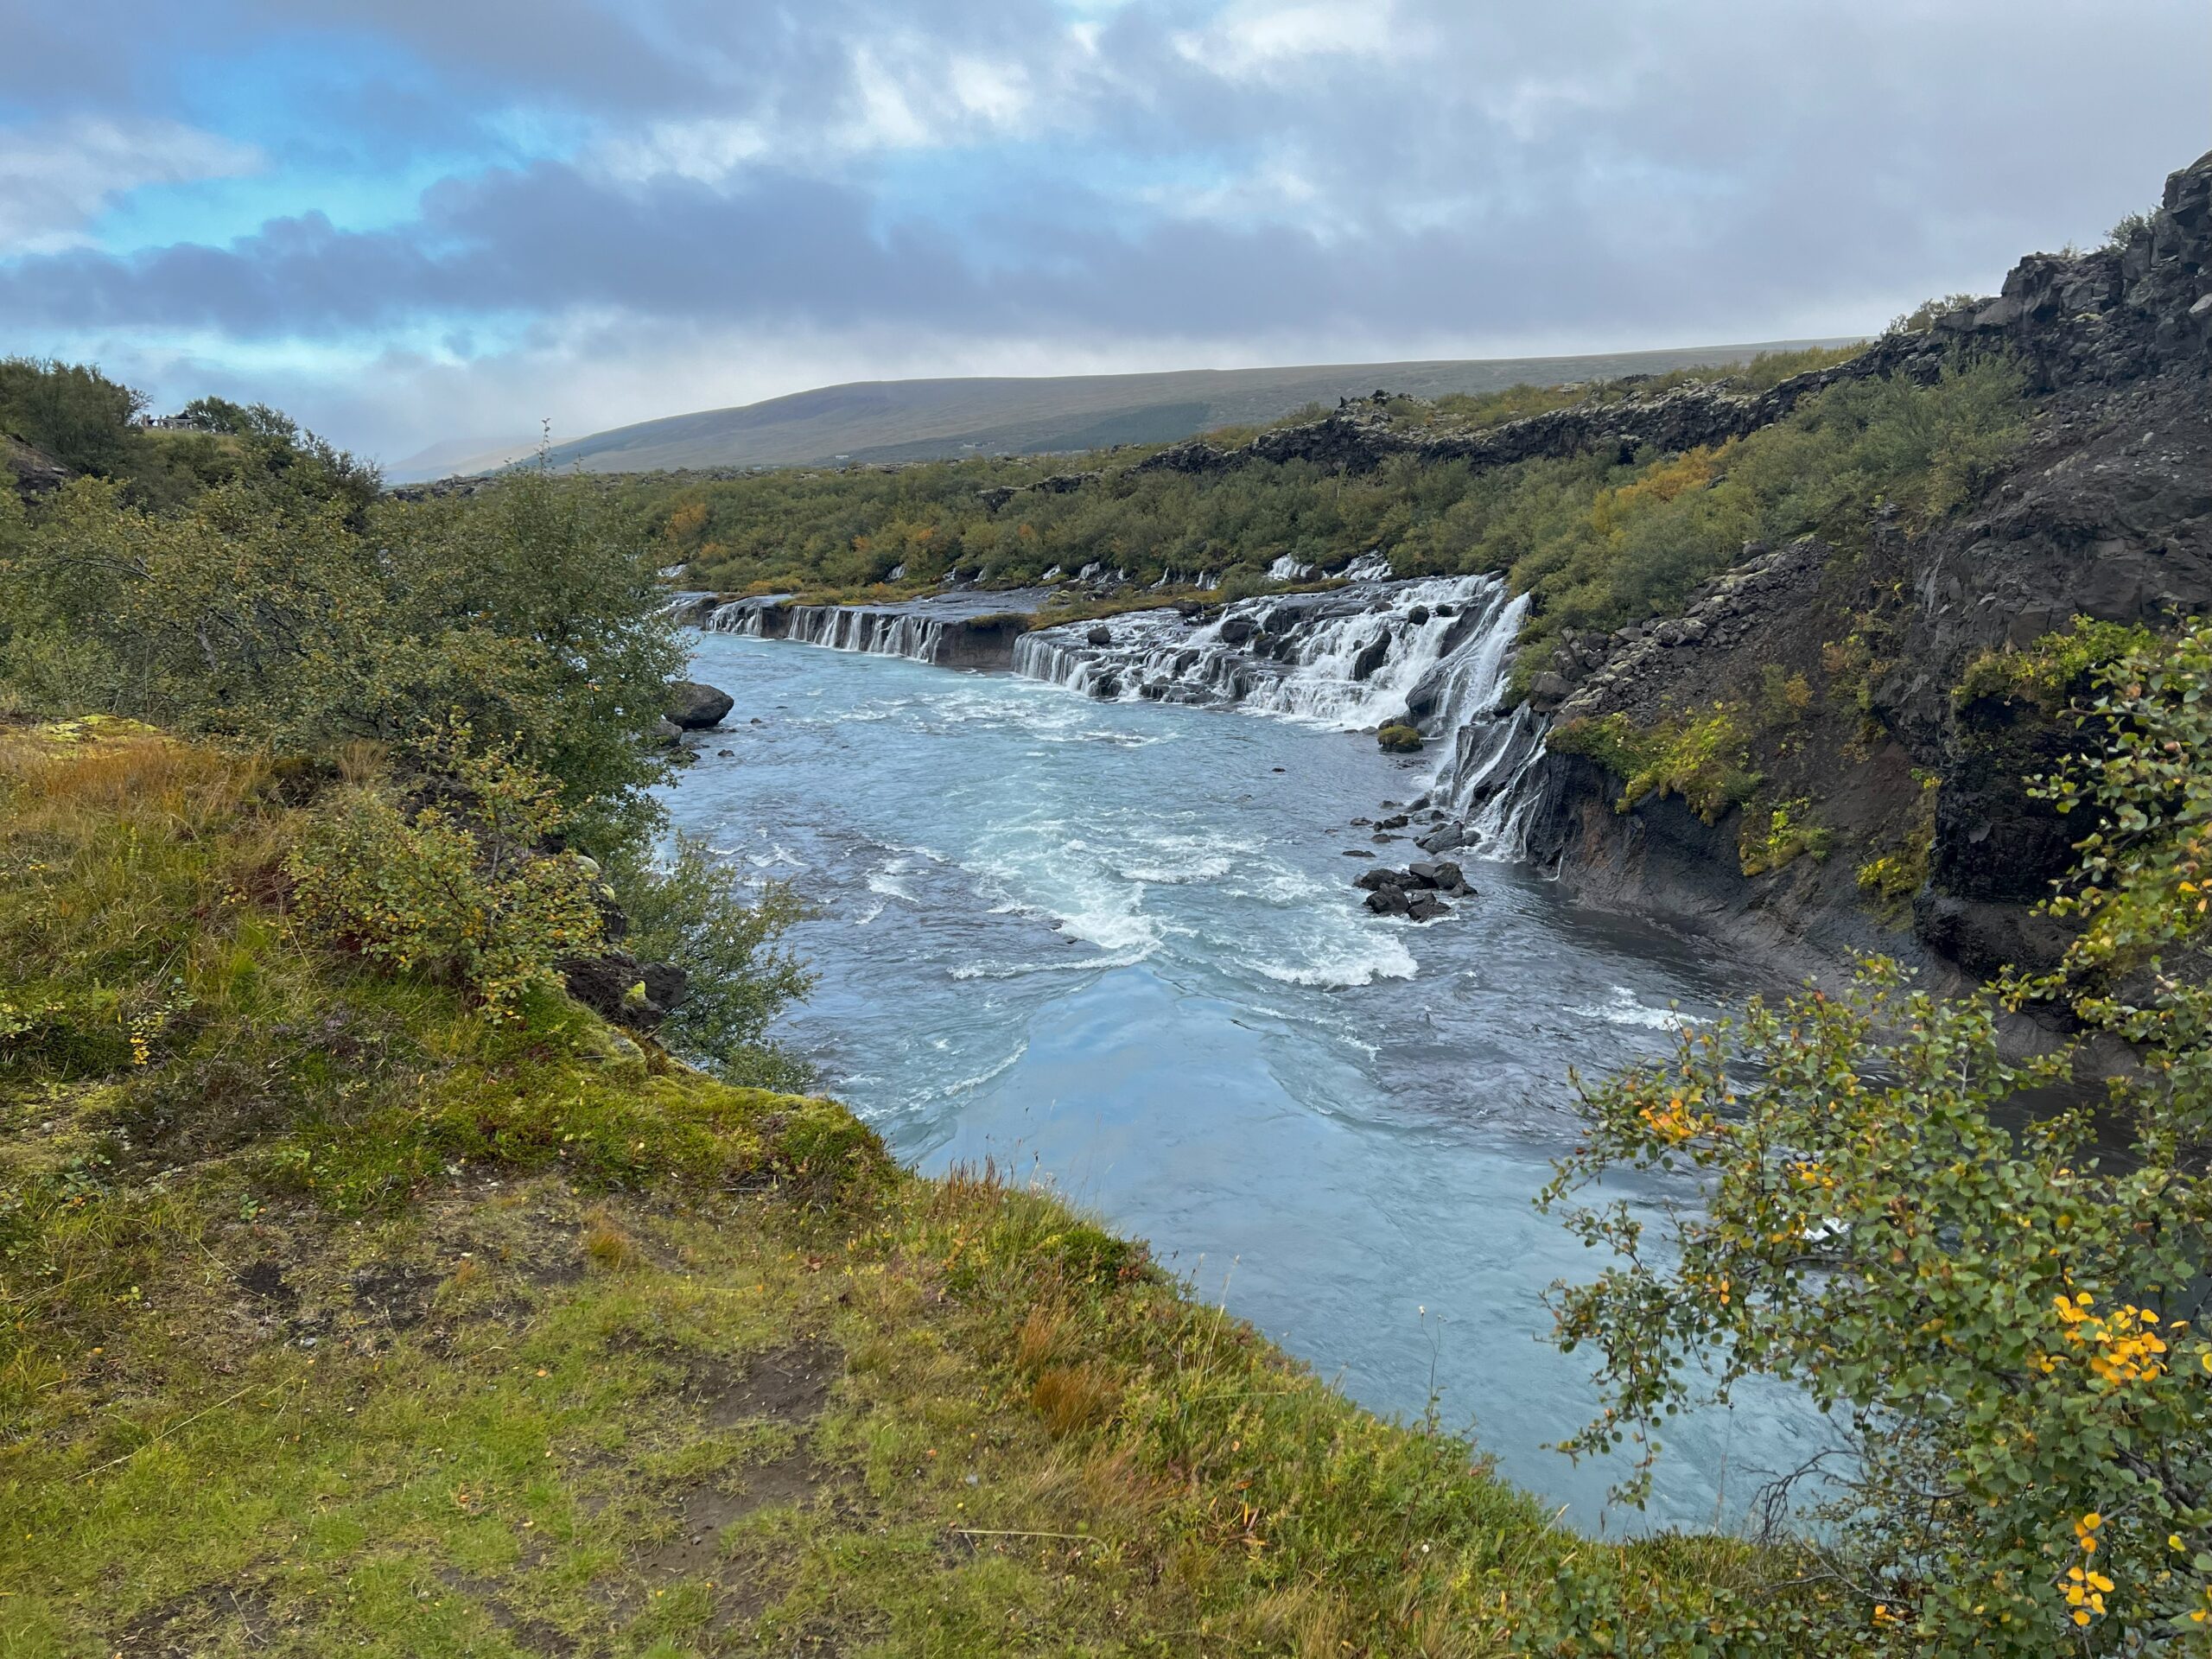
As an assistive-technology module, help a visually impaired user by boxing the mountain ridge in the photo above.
[409,341,1855,481]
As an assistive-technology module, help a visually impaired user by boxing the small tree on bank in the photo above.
[1540,624,2212,1653]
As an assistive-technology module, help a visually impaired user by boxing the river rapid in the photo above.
[664,628,1827,1532]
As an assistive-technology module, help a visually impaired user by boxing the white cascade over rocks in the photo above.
[1013,569,1549,855]
[702,598,952,663]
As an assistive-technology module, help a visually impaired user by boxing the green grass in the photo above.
[0,723,1778,1656]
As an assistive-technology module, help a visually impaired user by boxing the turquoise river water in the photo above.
[664,629,1829,1533]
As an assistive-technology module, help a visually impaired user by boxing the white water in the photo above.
[709,569,1555,854]
[1012,571,1551,855]
[707,600,950,663]
[666,634,1829,1533]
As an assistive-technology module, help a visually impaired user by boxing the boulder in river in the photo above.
[1351,632,1392,683]
[1354,861,1473,916]
[1364,884,1412,917]
[668,680,735,729]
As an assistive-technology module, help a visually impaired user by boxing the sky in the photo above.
[2,0,2204,467]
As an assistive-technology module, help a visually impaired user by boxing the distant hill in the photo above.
[435,344,1855,480]
[385,433,542,482]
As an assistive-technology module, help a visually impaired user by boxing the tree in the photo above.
[1540,622,2212,1652]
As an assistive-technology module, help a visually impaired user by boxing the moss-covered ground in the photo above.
[0,723,1756,1656]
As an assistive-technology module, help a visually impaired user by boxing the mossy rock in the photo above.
[1376,723,1424,753]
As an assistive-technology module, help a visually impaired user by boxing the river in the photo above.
[664,627,1827,1533]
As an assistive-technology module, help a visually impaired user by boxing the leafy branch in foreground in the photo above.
[612,831,817,1091]
[1540,621,2212,1654]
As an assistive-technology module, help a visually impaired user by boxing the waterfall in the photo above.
[702,599,946,664]
[704,601,767,637]
[1013,572,1549,855]
[701,574,1554,856]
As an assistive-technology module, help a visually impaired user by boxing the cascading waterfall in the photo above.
[696,570,1553,855]
[1013,571,1550,855]
[703,599,947,664]
[704,602,768,638]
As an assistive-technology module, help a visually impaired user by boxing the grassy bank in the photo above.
[0,722,1770,1656]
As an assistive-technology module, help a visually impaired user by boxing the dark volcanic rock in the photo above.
[1350,631,1392,682]
[3,435,69,499]
[1517,156,2212,989]
[668,680,735,729]
[560,952,688,1029]
[1405,893,1452,923]
[1364,884,1412,917]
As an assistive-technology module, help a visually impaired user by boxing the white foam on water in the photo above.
[1243,918,1419,988]
[1567,986,1704,1030]
[933,1041,1032,1098]
[867,859,921,901]
[948,949,1153,982]
[851,901,887,926]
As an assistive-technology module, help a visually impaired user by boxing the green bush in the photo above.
[1738,798,1832,875]
[1550,705,1762,823]
[1955,616,2161,715]
[1542,622,2212,1653]
[1376,722,1423,753]
[0,463,684,854]
[611,832,817,1090]
[288,738,604,1015]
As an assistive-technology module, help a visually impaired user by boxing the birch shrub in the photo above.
[289,739,604,1016]
[1540,622,2212,1654]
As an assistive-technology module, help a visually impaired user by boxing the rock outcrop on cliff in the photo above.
[2,434,69,500]
[1517,151,2212,982]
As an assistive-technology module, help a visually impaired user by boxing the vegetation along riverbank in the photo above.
[3,149,2211,1658]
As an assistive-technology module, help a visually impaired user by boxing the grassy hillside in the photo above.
[510,344,1854,480]
[0,721,1782,1656]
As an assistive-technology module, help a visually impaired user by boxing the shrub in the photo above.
[1541,622,2212,1653]
[1376,723,1423,753]
[1855,774,1940,912]
[1551,705,1762,823]
[287,738,604,1015]
[1,461,683,856]
[610,833,816,1090]
[1738,798,1831,875]
[1955,616,2161,715]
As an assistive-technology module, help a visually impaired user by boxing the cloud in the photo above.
[0,117,264,253]
[1,0,2207,458]
[1172,0,1403,81]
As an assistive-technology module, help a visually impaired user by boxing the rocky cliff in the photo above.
[1519,150,2212,983]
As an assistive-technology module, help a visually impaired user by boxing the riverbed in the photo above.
[664,629,1827,1532]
